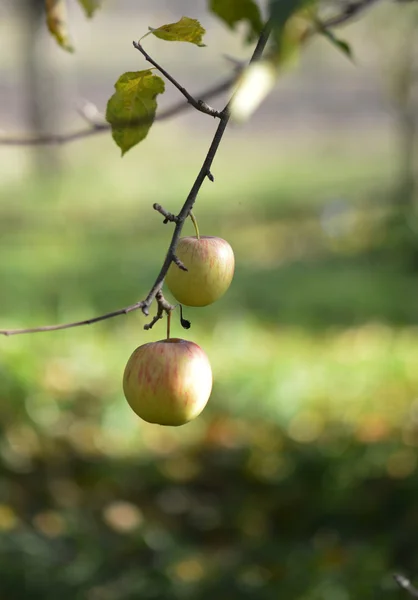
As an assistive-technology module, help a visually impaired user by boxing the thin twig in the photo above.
[0,301,144,336]
[320,0,383,28]
[394,574,418,597]
[153,203,179,224]
[143,306,164,331]
[0,22,273,337]
[143,290,174,331]
[133,41,222,118]
[172,255,188,271]
[0,77,233,146]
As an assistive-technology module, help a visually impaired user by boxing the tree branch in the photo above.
[133,41,222,118]
[153,203,179,224]
[143,290,175,331]
[129,19,273,314]
[394,574,418,597]
[0,77,234,146]
[0,22,273,337]
[0,301,144,336]
[0,0,388,336]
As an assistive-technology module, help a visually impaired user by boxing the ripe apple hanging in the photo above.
[165,236,235,307]
[123,338,212,426]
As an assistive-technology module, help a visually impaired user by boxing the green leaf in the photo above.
[77,0,102,17]
[45,0,74,52]
[230,0,316,124]
[147,16,206,46]
[269,0,316,64]
[209,0,263,42]
[320,27,353,61]
[269,0,311,41]
[106,71,165,155]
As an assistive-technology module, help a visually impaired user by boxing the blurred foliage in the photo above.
[0,129,417,597]
[1,417,418,600]
[209,0,263,42]
[2,0,418,592]
[77,0,102,18]
[45,0,74,53]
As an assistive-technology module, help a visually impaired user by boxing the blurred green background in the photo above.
[0,1,418,598]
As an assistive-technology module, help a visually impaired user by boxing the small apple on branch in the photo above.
[123,213,235,427]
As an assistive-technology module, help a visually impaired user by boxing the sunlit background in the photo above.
[0,0,418,598]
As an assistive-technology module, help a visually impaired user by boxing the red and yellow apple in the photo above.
[123,338,212,426]
[165,236,235,307]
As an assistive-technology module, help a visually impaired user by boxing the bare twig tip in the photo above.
[173,255,188,271]
[153,203,178,223]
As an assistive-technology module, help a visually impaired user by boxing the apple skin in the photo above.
[123,338,212,426]
[165,236,235,307]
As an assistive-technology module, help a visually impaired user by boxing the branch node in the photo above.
[173,255,188,271]
[133,41,222,119]
[197,100,222,118]
[156,290,175,312]
[143,291,175,330]
[207,171,215,182]
[153,203,178,223]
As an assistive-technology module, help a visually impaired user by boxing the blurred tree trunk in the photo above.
[391,17,417,215]
[373,6,418,267]
[389,15,418,268]
[20,0,62,176]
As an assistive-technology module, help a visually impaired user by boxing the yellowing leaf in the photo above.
[269,0,307,35]
[209,0,263,42]
[77,0,102,17]
[148,17,206,46]
[279,9,311,65]
[45,0,73,52]
[269,0,317,67]
[230,1,314,124]
[105,71,165,155]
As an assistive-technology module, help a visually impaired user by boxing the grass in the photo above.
[0,127,417,446]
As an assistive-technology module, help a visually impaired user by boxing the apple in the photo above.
[123,338,212,426]
[165,236,235,307]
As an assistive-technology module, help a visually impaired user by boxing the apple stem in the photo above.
[166,311,172,340]
[189,211,200,240]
